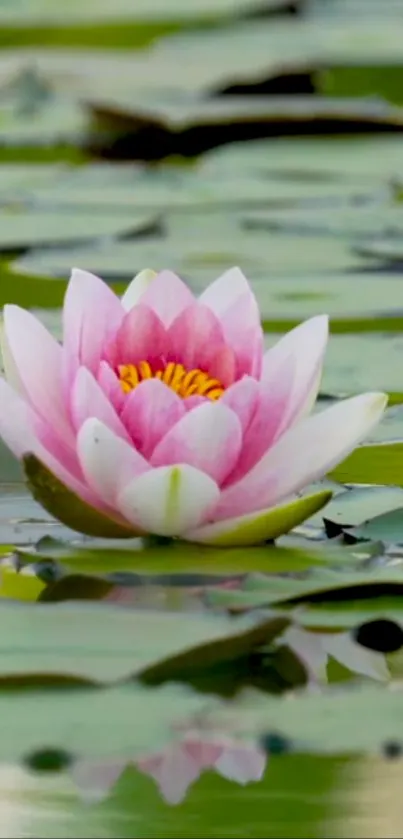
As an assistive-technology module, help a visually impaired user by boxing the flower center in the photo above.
[118,361,225,400]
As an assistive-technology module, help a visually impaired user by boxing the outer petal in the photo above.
[199,266,252,316]
[151,402,243,485]
[225,355,295,484]
[167,304,227,372]
[138,269,195,327]
[199,267,263,378]
[3,305,72,439]
[62,268,124,385]
[0,377,96,505]
[0,316,24,392]
[70,367,130,441]
[184,490,331,546]
[105,304,166,369]
[121,269,157,311]
[121,379,185,459]
[214,392,387,520]
[77,419,149,510]
[262,315,329,432]
[118,464,220,536]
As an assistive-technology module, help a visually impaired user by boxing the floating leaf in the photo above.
[329,443,403,488]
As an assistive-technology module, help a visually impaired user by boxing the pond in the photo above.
[1,0,403,835]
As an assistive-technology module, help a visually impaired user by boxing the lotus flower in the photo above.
[0,267,387,545]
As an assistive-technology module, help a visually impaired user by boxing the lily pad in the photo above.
[207,564,403,611]
[0,600,294,693]
[0,207,156,250]
[208,683,403,754]
[88,95,403,160]
[203,135,403,183]
[349,507,403,545]
[0,680,207,762]
[307,485,403,530]
[0,0,293,25]
[329,442,403,488]
[243,206,403,239]
[13,226,368,285]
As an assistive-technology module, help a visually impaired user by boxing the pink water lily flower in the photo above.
[0,267,387,546]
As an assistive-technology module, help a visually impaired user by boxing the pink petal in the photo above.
[167,304,226,372]
[104,304,166,369]
[70,367,131,441]
[208,344,237,388]
[214,392,387,520]
[220,290,263,378]
[3,305,73,441]
[199,266,252,316]
[184,395,206,411]
[121,269,157,311]
[33,413,83,481]
[77,419,149,508]
[138,744,200,805]
[151,402,242,485]
[215,743,266,785]
[97,361,125,414]
[224,354,296,485]
[120,378,185,458]
[0,377,97,506]
[199,267,263,378]
[62,268,124,388]
[71,759,126,804]
[137,270,195,326]
[221,376,260,433]
[182,735,225,768]
[262,315,329,433]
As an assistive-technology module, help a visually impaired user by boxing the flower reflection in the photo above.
[72,731,266,806]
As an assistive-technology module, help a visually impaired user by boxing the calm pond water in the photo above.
[2,0,403,836]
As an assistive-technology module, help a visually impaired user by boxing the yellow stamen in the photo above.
[118,362,225,400]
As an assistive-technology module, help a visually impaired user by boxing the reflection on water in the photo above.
[0,754,402,838]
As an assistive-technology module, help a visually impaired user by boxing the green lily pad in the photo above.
[307,485,403,530]
[0,0,291,25]
[243,206,403,239]
[328,442,403,487]
[0,680,207,762]
[207,683,403,753]
[21,530,378,577]
[0,600,290,683]
[354,238,403,264]
[203,134,403,183]
[0,207,155,250]
[293,599,403,630]
[13,226,368,286]
[349,507,403,545]
[207,564,403,611]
